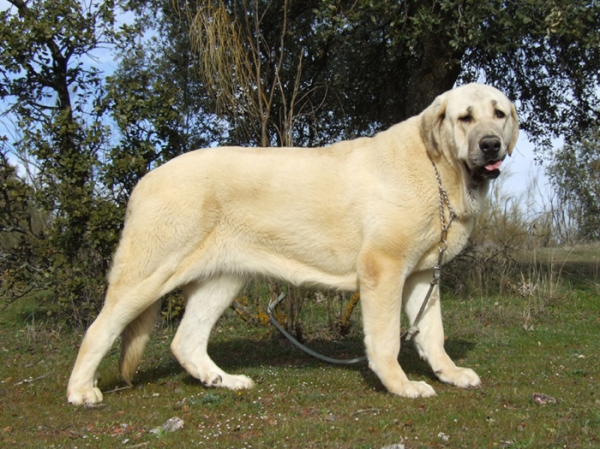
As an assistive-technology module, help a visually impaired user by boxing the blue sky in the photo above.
[501,133,554,211]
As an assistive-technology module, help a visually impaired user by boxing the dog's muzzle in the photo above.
[467,135,506,185]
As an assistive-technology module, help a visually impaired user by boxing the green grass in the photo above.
[1,265,599,448]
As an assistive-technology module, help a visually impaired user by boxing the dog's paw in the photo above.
[391,380,436,398]
[67,387,103,405]
[437,367,481,389]
[202,372,255,390]
[220,374,255,390]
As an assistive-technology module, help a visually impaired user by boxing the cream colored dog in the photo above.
[67,83,518,405]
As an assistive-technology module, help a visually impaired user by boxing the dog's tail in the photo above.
[119,300,161,385]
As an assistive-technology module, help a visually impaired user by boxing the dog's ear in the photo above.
[507,103,519,156]
[419,94,448,156]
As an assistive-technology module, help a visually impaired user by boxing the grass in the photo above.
[1,255,599,448]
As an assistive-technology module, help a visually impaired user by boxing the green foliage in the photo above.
[0,0,224,323]
[0,151,49,306]
[0,0,118,323]
[547,130,600,241]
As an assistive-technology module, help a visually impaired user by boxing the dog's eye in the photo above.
[495,109,506,119]
[459,115,473,124]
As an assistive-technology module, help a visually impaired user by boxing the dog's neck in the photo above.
[429,152,486,219]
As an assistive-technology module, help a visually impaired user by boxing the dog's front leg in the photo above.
[359,252,436,398]
[403,270,481,389]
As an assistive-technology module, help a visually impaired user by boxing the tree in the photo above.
[329,0,600,146]
[181,0,334,147]
[172,0,599,150]
[0,0,229,320]
[0,0,117,257]
[0,0,119,322]
[547,130,600,242]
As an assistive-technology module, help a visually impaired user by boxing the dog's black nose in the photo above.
[479,136,501,156]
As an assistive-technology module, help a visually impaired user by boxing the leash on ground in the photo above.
[267,292,368,365]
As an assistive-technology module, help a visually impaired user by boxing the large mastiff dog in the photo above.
[68,84,518,404]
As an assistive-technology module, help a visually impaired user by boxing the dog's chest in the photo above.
[444,220,472,260]
[416,217,473,271]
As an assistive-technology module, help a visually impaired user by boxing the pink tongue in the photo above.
[485,160,503,171]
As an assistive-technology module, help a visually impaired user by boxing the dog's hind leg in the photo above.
[171,274,254,390]
[67,273,167,405]
[119,299,162,385]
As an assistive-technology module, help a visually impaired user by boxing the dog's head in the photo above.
[419,84,519,187]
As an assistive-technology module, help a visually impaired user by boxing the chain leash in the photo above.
[403,157,456,341]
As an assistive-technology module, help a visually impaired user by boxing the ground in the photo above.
[1,247,599,448]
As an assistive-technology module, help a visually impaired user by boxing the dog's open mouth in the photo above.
[485,159,503,172]
[481,159,503,179]
[466,159,504,187]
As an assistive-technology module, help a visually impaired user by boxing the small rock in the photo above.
[150,416,184,435]
[532,393,557,405]
[162,416,184,432]
[438,432,449,442]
